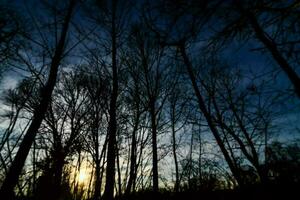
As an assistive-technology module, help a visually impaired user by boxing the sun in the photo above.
[78,170,88,184]
[68,158,92,187]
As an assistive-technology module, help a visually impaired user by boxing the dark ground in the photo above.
[118,183,300,200]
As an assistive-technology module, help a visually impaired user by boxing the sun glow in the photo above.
[68,157,93,192]
[78,170,88,184]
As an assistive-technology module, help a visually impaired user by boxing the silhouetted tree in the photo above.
[128,24,173,193]
[123,55,147,195]
[167,72,189,192]
[213,0,300,97]
[0,0,77,198]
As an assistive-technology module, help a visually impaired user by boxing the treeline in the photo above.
[0,0,300,200]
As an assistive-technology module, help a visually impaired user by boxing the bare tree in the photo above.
[123,56,147,195]
[0,0,77,198]
[80,62,110,200]
[85,0,133,198]
[167,71,189,192]
[127,23,173,192]
[199,61,278,184]
[213,0,300,97]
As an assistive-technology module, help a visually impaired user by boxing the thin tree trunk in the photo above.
[99,141,108,198]
[150,100,159,193]
[125,112,139,195]
[197,122,202,185]
[188,125,194,189]
[0,1,76,198]
[116,144,122,197]
[87,167,94,199]
[93,124,109,200]
[171,109,179,192]
[93,112,101,200]
[73,152,82,199]
[32,140,36,195]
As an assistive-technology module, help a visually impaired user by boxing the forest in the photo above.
[0,0,300,199]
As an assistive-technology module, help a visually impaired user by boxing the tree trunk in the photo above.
[188,125,194,189]
[93,126,101,200]
[94,158,101,200]
[125,112,139,195]
[0,1,75,198]
[116,144,122,197]
[52,150,65,200]
[103,0,118,199]
[150,99,159,193]
[171,115,179,192]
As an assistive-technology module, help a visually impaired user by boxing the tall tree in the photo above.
[168,77,188,192]
[124,59,145,195]
[177,43,244,186]
[82,63,110,200]
[128,24,172,192]
[0,0,76,198]
[102,0,118,198]
[87,0,132,198]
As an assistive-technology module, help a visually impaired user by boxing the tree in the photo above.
[213,0,300,97]
[177,43,244,186]
[127,23,174,192]
[199,60,279,184]
[0,0,77,198]
[37,69,90,200]
[86,0,132,198]
[236,0,300,98]
[123,55,146,195]
[167,72,189,192]
[92,0,119,198]
[80,62,110,200]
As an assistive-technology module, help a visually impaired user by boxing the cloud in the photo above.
[0,75,19,91]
